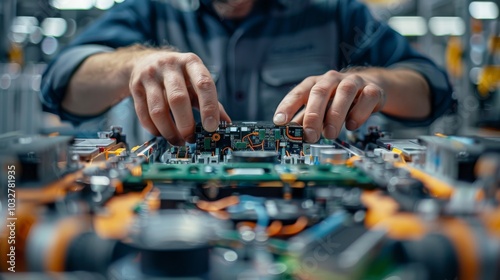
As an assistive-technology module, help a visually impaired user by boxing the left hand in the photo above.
[273,70,386,143]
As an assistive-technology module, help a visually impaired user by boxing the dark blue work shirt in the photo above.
[40,0,453,129]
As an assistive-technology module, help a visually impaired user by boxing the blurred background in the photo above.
[0,0,499,137]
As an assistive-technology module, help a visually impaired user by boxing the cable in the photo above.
[285,126,302,141]
[278,216,308,236]
[222,147,233,155]
[196,196,240,212]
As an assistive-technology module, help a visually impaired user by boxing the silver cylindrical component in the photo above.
[310,145,335,157]
[319,149,348,163]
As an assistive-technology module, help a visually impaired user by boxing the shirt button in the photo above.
[235,90,245,101]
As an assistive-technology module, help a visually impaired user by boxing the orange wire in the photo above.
[235,220,283,237]
[286,126,302,141]
[141,180,154,197]
[267,220,283,236]
[196,196,240,212]
[236,221,256,229]
[278,216,308,236]
[147,187,161,211]
[222,147,234,154]
[242,132,259,147]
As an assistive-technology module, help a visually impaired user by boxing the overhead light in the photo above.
[95,0,114,10]
[41,37,59,56]
[50,0,94,10]
[469,1,499,20]
[429,17,465,36]
[388,16,427,36]
[10,16,38,44]
[13,16,39,27]
[115,0,125,3]
[41,18,67,37]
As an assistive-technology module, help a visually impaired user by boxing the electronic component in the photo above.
[419,135,500,181]
[2,125,500,280]
[0,132,74,186]
[194,121,304,163]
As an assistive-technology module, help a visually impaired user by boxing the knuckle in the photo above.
[338,80,358,94]
[304,76,317,83]
[346,73,362,82]
[195,76,215,91]
[138,65,157,81]
[200,103,218,116]
[149,106,167,119]
[157,55,178,67]
[364,85,382,99]
[130,83,144,98]
[324,70,339,78]
[311,84,331,97]
[183,52,202,64]
[168,91,188,107]
[304,111,323,124]
[327,109,343,120]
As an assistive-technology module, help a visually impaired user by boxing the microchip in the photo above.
[194,121,304,161]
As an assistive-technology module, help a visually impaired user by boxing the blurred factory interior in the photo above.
[1,2,500,279]
[0,0,499,137]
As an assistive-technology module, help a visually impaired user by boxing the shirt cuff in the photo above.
[40,44,115,125]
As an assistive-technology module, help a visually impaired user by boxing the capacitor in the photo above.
[309,145,336,165]
[319,149,349,164]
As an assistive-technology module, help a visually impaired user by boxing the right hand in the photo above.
[129,51,231,145]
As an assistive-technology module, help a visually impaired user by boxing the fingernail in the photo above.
[304,128,319,143]
[324,125,337,139]
[346,120,357,130]
[273,113,286,124]
[203,116,219,132]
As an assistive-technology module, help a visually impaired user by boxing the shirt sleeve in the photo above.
[337,0,454,127]
[40,0,156,125]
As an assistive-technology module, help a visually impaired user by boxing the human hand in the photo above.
[273,70,386,143]
[129,51,230,145]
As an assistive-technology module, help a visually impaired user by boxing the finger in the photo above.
[290,107,305,125]
[183,53,220,132]
[302,71,343,142]
[345,84,384,131]
[163,66,196,142]
[273,76,317,125]
[218,102,232,123]
[323,74,363,139]
[130,80,160,136]
[143,79,184,145]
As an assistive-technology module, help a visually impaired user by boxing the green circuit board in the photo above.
[125,162,374,188]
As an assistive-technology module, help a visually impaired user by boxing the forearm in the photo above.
[62,46,149,116]
[359,68,431,119]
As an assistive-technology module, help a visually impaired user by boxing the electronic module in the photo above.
[1,123,500,280]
